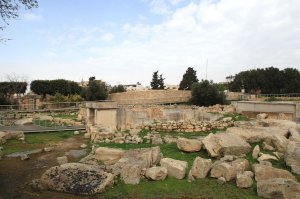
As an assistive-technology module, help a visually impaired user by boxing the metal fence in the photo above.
[0,102,81,112]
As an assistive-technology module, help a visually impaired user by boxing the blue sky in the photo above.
[1,0,300,86]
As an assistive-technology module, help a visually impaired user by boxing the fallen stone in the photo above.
[252,145,260,159]
[257,113,268,120]
[191,157,212,179]
[177,138,202,152]
[259,160,272,167]
[57,156,68,165]
[263,142,275,151]
[253,164,296,182]
[226,126,288,143]
[95,147,125,165]
[38,115,53,121]
[160,158,188,179]
[80,144,87,149]
[84,133,91,139]
[210,162,235,181]
[236,173,253,188]
[21,154,29,160]
[285,141,300,173]
[74,131,80,135]
[288,128,300,142]
[217,177,226,185]
[65,149,86,158]
[121,161,142,184]
[220,155,234,162]
[40,163,113,195]
[145,166,168,181]
[272,135,289,153]
[7,149,43,158]
[202,133,251,157]
[257,178,300,199]
[15,118,33,125]
[44,147,54,152]
[230,158,249,175]
[258,154,278,162]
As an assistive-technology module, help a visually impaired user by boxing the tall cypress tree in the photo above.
[179,67,199,90]
[150,71,160,89]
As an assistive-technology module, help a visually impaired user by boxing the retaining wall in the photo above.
[108,90,191,105]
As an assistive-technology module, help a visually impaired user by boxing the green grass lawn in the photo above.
[2,131,76,155]
[102,178,261,199]
[52,113,78,120]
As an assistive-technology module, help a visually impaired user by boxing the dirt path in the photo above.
[0,136,95,199]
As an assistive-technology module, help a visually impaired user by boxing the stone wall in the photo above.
[108,90,191,105]
[233,101,300,121]
[116,105,226,130]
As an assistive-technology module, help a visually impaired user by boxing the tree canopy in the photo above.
[81,77,108,101]
[179,67,199,90]
[228,67,300,94]
[150,71,165,90]
[110,85,126,94]
[30,79,81,97]
[191,80,226,106]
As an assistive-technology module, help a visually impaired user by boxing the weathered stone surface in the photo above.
[285,141,300,174]
[253,164,296,182]
[230,158,249,175]
[217,177,226,185]
[40,163,113,195]
[15,118,33,125]
[257,113,268,120]
[160,158,188,179]
[288,128,300,142]
[177,138,202,152]
[291,165,300,175]
[191,157,212,179]
[94,147,125,165]
[2,131,25,141]
[202,133,251,157]
[7,149,43,158]
[84,133,91,139]
[66,149,87,158]
[145,166,168,181]
[226,126,288,143]
[21,154,29,160]
[257,178,300,199]
[57,156,68,165]
[121,161,142,184]
[44,147,54,152]
[210,162,235,181]
[0,131,6,144]
[74,131,80,135]
[258,154,278,162]
[236,173,253,188]
[272,135,289,153]
[252,145,260,159]
[38,115,53,121]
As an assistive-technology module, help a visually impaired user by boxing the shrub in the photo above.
[191,80,226,106]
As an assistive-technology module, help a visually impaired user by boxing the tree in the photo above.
[150,71,165,90]
[191,80,225,106]
[179,67,199,90]
[110,85,126,94]
[158,74,165,89]
[228,67,300,94]
[82,77,108,101]
[0,0,38,41]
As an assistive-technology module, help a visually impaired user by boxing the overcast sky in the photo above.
[1,0,299,86]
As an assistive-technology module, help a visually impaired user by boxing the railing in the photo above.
[0,102,82,112]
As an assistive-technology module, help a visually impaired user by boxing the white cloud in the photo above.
[30,0,300,86]
[84,0,300,85]
[101,33,114,42]
[23,12,42,21]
